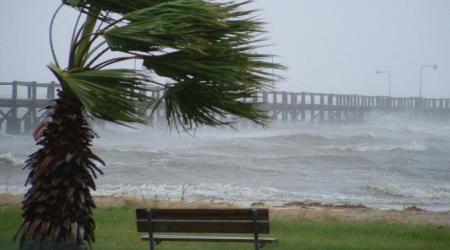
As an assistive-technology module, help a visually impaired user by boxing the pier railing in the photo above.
[1,81,449,134]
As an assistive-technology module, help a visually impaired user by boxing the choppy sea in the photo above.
[1,113,449,211]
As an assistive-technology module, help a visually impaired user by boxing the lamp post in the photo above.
[419,64,437,97]
[376,70,391,97]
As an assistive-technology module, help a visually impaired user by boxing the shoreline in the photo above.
[2,194,449,227]
[2,185,449,213]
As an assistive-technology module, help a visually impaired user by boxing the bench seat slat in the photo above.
[136,208,269,221]
[137,220,270,234]
[142,234,278,243]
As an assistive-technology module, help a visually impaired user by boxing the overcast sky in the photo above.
[1,0,449,98]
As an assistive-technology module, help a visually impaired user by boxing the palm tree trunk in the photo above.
[17,90,103,250]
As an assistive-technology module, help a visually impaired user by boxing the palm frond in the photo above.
[63,0,164,14]
[60,0,284,128]
[144,44,283,87]
[103,0,263,53]
[161,78,268,129]
[48,64,152,124]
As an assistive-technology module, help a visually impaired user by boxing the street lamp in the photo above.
[419,64,437,97]
[376,70,391,97]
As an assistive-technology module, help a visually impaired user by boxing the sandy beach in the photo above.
[2,194,449,227]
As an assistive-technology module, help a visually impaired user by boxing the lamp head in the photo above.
[433,64,438,70]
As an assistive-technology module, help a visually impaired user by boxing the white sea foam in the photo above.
[1,183,449,211]
[92,183,296,202]
[365,184,450,201]
[0,153,23,167]
[0,183,298,203]
[355,132,378,139]
[319,141,428,152]
[95,147,169,154]
[0,185,27,195]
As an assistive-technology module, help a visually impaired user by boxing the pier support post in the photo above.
[319,94,325,122]
[300,93,306,122]
[6,81,20,134]
[281,92,288,121]
[310,94,315,123]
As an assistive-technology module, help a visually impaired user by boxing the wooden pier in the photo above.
[1,81,450,134]
[258,91,450,123]
[0,81,58,134]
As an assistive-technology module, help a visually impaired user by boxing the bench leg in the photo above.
[147,209,156,250]
[252,209,260,250]
[150,236,154,250]
[149,239,161,250]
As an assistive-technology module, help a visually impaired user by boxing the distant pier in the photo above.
[1,81,450,134]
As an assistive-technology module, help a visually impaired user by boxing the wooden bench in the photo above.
[135,208,277,250]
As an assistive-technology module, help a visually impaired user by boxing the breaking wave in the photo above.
[0,153,23,167]
[365,184,450,201]
[0,184,298,203]
[319,141,429,152]
[92,183,297,202]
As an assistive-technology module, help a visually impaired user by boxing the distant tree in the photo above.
[16,0,282,249]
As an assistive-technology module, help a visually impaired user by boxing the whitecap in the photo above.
[0,153,23,167]
[365,184,450,201]
[92,183,297,202]
[319,141,428,152]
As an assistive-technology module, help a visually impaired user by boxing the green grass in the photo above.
[1,205,449,250]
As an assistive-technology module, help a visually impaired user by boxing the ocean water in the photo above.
[1,114,450,211]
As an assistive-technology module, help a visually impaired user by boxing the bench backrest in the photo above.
[136,208,270,234]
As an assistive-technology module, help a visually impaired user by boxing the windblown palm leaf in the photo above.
[161,78,267,129]
[62,0,283,126]
[48,65,151,124]
[143,45,274,85]
[64,0,163,14]
[18,0,283,249]
[104,1,261,53]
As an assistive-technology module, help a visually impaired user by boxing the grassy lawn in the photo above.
[1,205,449,250]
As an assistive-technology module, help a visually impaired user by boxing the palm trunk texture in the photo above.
[17,90,103,250]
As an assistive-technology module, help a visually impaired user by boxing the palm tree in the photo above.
[16,0,282,249]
